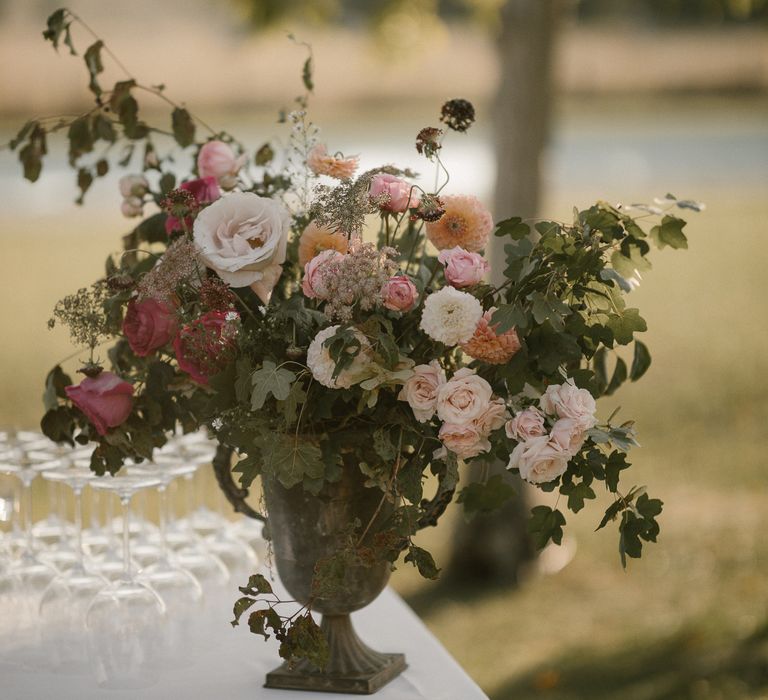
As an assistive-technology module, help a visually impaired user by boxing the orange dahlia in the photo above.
[298,222,349,267]
[307,144,359,180]
[425,194,493,252]
[461,308,522,365]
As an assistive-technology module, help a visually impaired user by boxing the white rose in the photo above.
[436,368,493,424]
[549,418,586,456]
[507,435,570,484]
[505,406,546,441]
[193,192,291,303]
[397,360,446,423]
[539,379,597,430]
[439,422,490,459]
[473,397,509,437]
[307,325,372,389]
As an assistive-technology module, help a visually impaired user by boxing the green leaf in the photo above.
[95,159,109,177]
[172,108,196,148]
[250,360,296,410]
[494,217,530,240]
[504,237,534,262]
[605,451,630,492]
[159,172,176,195]
[596,499,624,531]
[302,55,314,92]
[263,437,324,489]
[650,215,688,250]
[232,452,262,488]
[84,41,104,97]
[76,168,94,205]
[230,596,257,627]
[529,292,571,332]
[42,10,70,51]
[491,304,528,333]
[238,573,273,596]
[43,365,72,412]
[457,474,515,521]
[19,124,47,182]
[40,407,75,446]
[255,143,274,166]
[607,308,646,345]
[528,505,566,549]
[604,357,627,396]
[248,607,282,640]
[373,427,397,461]
[630,340,651,381]
[93,113,117,142]
[278,381,307,427]
[404,545,440,580]
[560,480,596,513]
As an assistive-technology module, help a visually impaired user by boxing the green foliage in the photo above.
[457,474,516,520]
[529,505,567,549]
[250,361,296,409]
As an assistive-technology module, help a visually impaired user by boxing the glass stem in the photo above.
[120,494,132,581]
[73,486,84,570]
[22,475,34,555]
[158,484,168,558]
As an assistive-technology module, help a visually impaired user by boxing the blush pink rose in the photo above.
[397,360,446,422]
[439,422,490,459]
[381,275,418,311]
[369,173,421,213]
[302,249,344,300]
[65,372,134,436]
[549,418,586,456]
[437,246,490,288]
[122,299,178,357]
[436,367,493,424]
[473,397,509,436]
[197,140,245,189]
[539,379,597,430]
[505,407,546,442]
[507,435,570,484]
[165,176,221,234]
[173,310,239,385]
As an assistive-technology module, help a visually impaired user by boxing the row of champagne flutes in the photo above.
[0,428,265,689]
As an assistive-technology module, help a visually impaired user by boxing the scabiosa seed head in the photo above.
[440,99,475,133]
[416,127,443,158]
[78,362,104,378]
[414,194,445,223]
[160,188,199,220]
[199,276,237,312]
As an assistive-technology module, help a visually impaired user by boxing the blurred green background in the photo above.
[1,1,767,697]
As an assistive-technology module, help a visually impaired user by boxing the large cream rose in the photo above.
[539,379,597,430]
[193,192,291,303]
[307,325,373,389]
[397,360,446,423]
[507,435,570,484]
[436,368,493,424]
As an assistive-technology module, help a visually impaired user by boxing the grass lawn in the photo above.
[0,186,766,698]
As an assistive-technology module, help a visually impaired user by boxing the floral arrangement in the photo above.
[11,9,700,667]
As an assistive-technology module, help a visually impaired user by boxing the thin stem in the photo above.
[120,494,132,581]
[158,484,168,557]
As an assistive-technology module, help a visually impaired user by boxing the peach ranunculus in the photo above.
[507,435,570,485]
[65,372,134,436]
[436,367,493,425]
[505,406,546,442]
[397,360,446,423]
[307,143,359,180]
[298,222,349,268]
[539,379,597,430]
[197,140,246,190]
[460,308,522,365]
[381,275,418,312]
[369,173,421,213]
[425,194,493,252]
[439,422,490,459]
[473,397,510,436]
[302,249,344,300]
[192,192,290,304]
[437,246,489,288]
[549,417,587,456]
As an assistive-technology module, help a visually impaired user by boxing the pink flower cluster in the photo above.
[506,379,597,484]
[399,365,508,459]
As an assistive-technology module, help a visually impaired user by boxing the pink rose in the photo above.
[197,140,245,189]
[505,407,546,442]
[381,275,418,311]
[549,418,586,456]
[65,372,134,436]
[539,379,597,430]
[369,173,421,213]
[121,196,144,218]
[507,435,570,484]
[173,310,239,385]
[473,398,509,436]
[397,360,446,423]
[122,299,178,357]
[439,422,490,459]
[165,177,221,234]
[437,247,489,288]
[301,249,344,300]
[119,174,149,198]
[436,367,493,424]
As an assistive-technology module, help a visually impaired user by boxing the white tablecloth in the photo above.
[2,582,488,699]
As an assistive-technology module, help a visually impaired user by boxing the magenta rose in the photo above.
[122,299,178,357]
[65,372,134,436]
[381,275,418,311]
[165,176,222,234]
[437,246,490,288]
[369,173,420,213]
[173,310,239,385]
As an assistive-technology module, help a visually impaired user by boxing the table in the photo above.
[2,580,488,699]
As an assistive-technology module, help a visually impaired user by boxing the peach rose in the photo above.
[369,173,420,213]
[439,422,490,459]
[505,407,546,442]
[397,360,446,423]
[507,435,570,485]
[437,246,489,288]
[549,418,586,456]
[540,379,597,430]
[381,275,418,312]
[473,397,509,436]
[436,368,493,424]
[302,249,344,300]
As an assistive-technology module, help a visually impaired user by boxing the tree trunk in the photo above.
[447,0,558,586]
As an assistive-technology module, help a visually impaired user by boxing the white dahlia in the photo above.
[419,287,483,346]
[307,325,372,389]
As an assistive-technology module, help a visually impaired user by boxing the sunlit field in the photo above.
[1,93,767,698]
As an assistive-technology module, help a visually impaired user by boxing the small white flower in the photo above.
[307,325,373,389]
[211,417,223,431]
[419,287,483,346]
[224,311,239,322]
